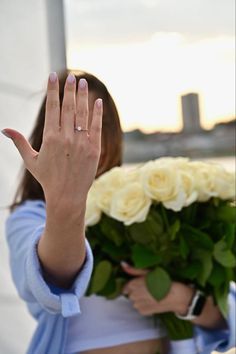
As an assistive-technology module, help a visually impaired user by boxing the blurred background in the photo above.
[0,0,235,353]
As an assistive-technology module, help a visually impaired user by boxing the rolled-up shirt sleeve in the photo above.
[5,200,93,317]
[195,282,236,353]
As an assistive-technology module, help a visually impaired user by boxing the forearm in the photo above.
[38,201,87,288]
[191,296,227,329]
[175,284,226,329]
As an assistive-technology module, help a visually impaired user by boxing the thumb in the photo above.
[121,261,149,276]
[2,128,37,169]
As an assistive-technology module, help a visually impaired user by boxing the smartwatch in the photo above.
[175,289,207,320]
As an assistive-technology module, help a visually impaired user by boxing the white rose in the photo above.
[95,167,125,214]
[125,166,141,183]
[85,185,102,227]
[162,168,198,211]
[155,158,198,206]
[211,164,236,200]
[141,160,187,211]
[179,168,198,206]
[141,160,178,201]
[156,157,190,168]
[189,161,218,202]
[110,182,152,225]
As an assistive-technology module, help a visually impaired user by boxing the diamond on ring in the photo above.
[74,126,88,132]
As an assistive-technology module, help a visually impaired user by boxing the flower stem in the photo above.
[160,204,170,234]
[159,313,194,340]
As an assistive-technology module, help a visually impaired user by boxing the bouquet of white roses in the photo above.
[85,157,236,341]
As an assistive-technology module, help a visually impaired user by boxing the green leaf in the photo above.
[101,242,128,261]
[90,260,112,293]
[181,224,214,250]
[224,224,236,249]
[179,235,189,259]
[216,205,236,223]
[146,267,172,301]
[208,263,226,287]
[100,216,124,246]
[160,313,194,340]
[225,267,235,282]
[181,203,197,224]
[127,222,153,245]
[170,219,181,240]
[198,220,211,231]
[193,250,213,287]
[177,261,201,281]
[99,276,116,296]
[131,244,161,268]
[106,278,127,299]
[160,204,170,231]
[214,284,229,318]
[149,208,165,232]
[127,210,164,245]
[214,240,236,267]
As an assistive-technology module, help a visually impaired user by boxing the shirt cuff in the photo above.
[216,282,236,352]
[195,282,236,353]
[25,225,93,317]
[169,339,198,354]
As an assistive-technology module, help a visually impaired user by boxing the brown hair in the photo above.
[10,70,123,211]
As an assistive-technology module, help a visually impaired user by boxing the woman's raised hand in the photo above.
[2,73,103,212]
[2,73,103,286]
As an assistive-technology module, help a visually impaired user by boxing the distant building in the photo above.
[181,93,202,133]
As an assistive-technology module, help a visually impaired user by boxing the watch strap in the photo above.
[175,289,206,321]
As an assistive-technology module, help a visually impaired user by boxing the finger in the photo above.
[75,78,89,130]
[61,73,76,136]
[121,261,149,276]
[1,129,37,171]
[122,283,130,296]
[122,278,140,295]
[89,98,103,145]
[44,72,60,134]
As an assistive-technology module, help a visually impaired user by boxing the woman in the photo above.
[3,71,235,354]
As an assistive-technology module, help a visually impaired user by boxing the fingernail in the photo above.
[67,73,75,84]
[96,98,103,108]
[79,78,87,89]
[1,129,12,139]
[121,261,129,268]
[49,72,57,83]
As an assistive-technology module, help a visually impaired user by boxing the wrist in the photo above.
[45,195,87,221]
[175,288,207,321]
[192,296,226,328]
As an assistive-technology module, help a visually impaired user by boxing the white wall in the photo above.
[0,1,66,353]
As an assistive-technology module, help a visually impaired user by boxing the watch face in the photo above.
[193,294,206,316]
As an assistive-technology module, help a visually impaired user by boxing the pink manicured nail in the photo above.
[79,78,87,89]
[96,98,103,108]
[49,72,57,83]
[1,129,12,139]
[67,73,75,84]
[120,261,129,268]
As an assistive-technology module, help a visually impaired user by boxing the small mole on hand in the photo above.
[66,153,70,157]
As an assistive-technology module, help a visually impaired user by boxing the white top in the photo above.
[65,295,166,353]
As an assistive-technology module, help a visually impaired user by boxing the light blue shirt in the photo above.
[5,200,236,354]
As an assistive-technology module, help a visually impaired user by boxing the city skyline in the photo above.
[68,32,235,132]
[65,1,235,133]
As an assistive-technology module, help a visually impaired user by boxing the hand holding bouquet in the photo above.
[85,157,236,341]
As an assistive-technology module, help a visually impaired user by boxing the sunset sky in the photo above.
[64,0,235,133]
